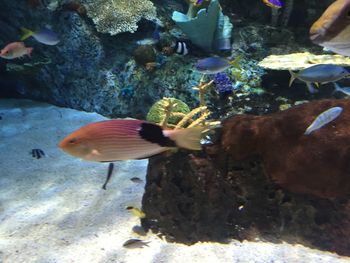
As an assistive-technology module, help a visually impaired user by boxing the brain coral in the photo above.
[82,0,157,35]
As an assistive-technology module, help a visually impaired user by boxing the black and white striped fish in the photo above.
[173,40,191,55]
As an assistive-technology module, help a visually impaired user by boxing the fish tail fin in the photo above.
[26,47,33,57]
[20,27,34,41]
[229,54,243,68]
[288,70,297,87]
[166,126,204,150]
[304,127,312,135]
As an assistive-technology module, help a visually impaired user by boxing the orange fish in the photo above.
[0,42,33,59]
[58,119,204,162]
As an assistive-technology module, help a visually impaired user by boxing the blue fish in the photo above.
[333,82,350,96]
[195,57,232,74]
[304,106,343,135]
[289,64,350,93]
[21,27,59,46]
[263,0,283,9]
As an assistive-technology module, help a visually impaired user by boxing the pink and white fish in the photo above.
[59,119,204,162]
[0,42,33,59]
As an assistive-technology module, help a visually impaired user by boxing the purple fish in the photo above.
[263,0,283,9]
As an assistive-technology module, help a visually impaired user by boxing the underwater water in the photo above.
[1,0,350,262]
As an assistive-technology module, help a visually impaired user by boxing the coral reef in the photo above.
[142,99,350,256]
[146,98,190,127]
[133,45,157,66]
[259,52,350,70]
[172,0,232,52]
[222,99,350,198]
[81,0,157,35]
[142,149,350,256]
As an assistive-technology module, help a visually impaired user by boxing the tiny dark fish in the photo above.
[102,163,114,190]
[31,149,45,159]
[130,177,143,183]
[132,225,147,236]
[123,239,150,249]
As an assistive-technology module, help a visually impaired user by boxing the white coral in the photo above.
[82,0,157,35]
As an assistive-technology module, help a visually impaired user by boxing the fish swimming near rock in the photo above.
[0,42,33,59]
[21,27,60,46]
[126,206,146,218]
[310,0,350,57]
[304,106,343,135]
[263,0,283,9]
[58,119,204,162]
[123,239,150,249]
[333,82,350,96]
[289,64,350,93]
[195,56,241,74]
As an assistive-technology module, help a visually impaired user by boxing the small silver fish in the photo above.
[136,38,158,46]
[132,225,147,236]
[123,239,150,248]
[130,177,143,183]
[333,82,350,96]
[304,106,343,135]
[289,64,350,93]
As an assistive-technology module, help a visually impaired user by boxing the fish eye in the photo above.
[68,138,78,144]
[346,10,350,18]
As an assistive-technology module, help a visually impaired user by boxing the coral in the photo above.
[81,0,157,35]
[258,52,350,70]
[146,98,190,128]
[172,0,232,52]
[133,45,157,66]
[222,99,350,199]
[213,73,233,97]
[119,86,134,99]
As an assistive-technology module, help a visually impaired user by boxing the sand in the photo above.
[0,99,348,263]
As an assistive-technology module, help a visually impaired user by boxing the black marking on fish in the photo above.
[31,149,45,159]
[102,163,114,190]
[139,123,176,147]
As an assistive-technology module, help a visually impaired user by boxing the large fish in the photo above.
[59,119,204,162]
[310,0,350,56]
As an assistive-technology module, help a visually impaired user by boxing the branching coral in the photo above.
[81,0,157,35]
[146,76,219,132]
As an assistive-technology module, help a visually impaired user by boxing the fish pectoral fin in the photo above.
[288,70,297,87]
[306,82,319,94]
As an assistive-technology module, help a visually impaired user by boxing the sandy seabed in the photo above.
[0,99,348,263]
